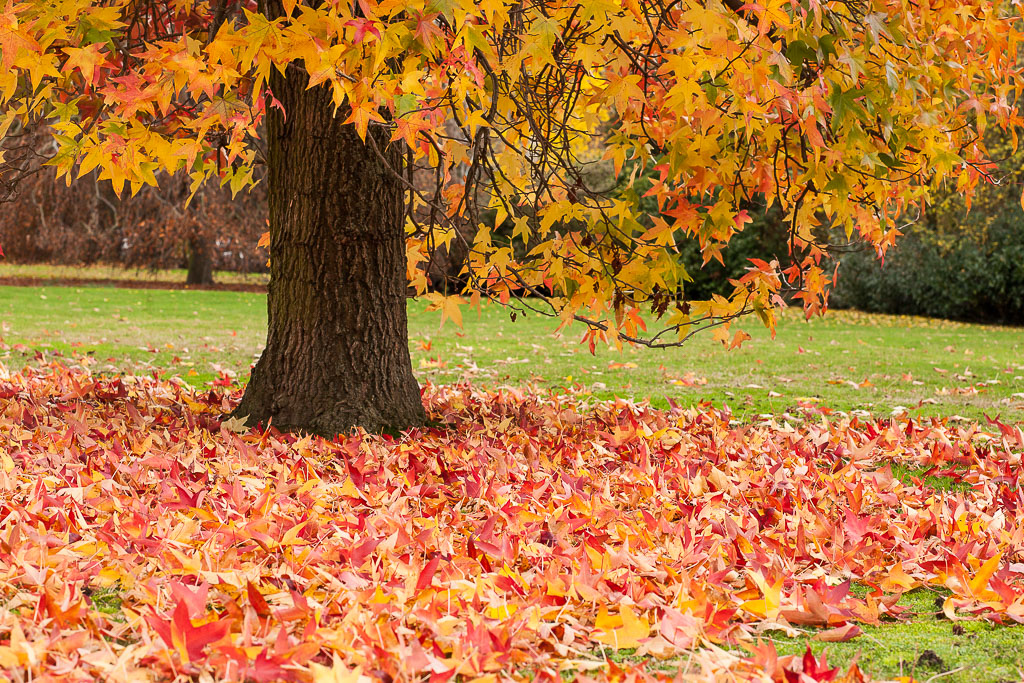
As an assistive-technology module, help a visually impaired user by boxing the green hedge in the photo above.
[831,127,1024,324]
[831,219,1024,323]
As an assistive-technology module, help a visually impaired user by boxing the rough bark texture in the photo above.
[185,234,214,286]
[232,64,425,435]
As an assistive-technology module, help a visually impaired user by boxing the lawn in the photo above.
[1,277,1022,423]
[2,270,1024,682]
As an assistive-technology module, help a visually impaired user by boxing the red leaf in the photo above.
[416,554,441,591]
[346,18,381,43]
[147,602,231,664]
[247,580,271,618]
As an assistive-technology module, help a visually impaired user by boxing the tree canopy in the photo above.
[2,0,1019,351]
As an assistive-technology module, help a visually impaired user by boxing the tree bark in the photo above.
[231,64,425,435]
[185,234,214,285]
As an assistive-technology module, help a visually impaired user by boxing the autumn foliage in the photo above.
[2,0,1021,345]
[0,360,1022,681]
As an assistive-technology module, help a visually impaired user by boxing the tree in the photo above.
[0,156,269,281]
[0,0,1019,434]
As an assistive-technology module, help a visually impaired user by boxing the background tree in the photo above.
[0,158,269,282]
[118,172,268,285]
[0,0,1020,433]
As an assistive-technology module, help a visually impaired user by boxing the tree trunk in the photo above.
[231,64,425,436]
[185,234,214,285]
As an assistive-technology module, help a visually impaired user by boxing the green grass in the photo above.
[87,584,124,619]
[598,589,1024,682]
[0,285,267,385]
[762,588,1024,682]
[1,275,1022,423]
[768,615,1024,682]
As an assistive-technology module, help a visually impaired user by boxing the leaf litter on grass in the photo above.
[0,362,1023,682]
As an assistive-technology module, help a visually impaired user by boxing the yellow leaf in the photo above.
[880,563,916,592]
[464,109,489,135]
[424,293,465,328]
[593,605,650,649]
[279,519,310,546]
[740,598,770,619]
[746,571,782,619]
[485,604,517,619]
[311,654,368,683]
[338,477,362,499]
[0,647,22,668]
[369,586,391,604]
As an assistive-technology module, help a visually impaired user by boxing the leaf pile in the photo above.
[0,362,1023,682]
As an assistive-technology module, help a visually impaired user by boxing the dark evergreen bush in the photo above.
[831,130,1024,323]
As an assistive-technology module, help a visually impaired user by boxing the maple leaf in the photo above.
[0,7,38,70]
[424,292,465,328]
[311,654,366,683]
[221,414,250,433]
[346,18,380,44]
[412,12,443,46]
[247,580,272,617]
[968,553,1003,598]
[63,45,105,84]
[783,646,840,682]
[146,602,231,664]
[593,605,650,650]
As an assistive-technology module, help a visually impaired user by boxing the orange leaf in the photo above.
[968,553,1002,596]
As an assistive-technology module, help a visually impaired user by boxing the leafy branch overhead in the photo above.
[1,0,1019,346]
